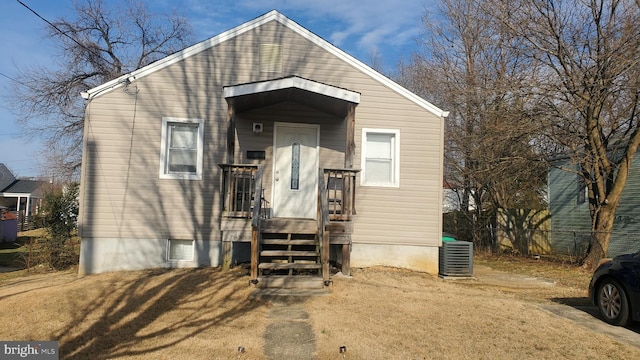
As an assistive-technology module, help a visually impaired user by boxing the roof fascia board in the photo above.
[83,10,448,118]
[224,76,361,103]
[0,192,34,197]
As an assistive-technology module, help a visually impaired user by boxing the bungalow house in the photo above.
[0,163,46,229]
[548,158,640,258]
[77,11,448,287]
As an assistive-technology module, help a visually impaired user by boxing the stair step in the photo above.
[261,219,317,234]
[256,275,325,289]
[261,250,318,257]
[262,239,317,245]
[259,263,322,270]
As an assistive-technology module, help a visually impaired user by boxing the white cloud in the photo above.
[180,0,433,67]
[239,0,427,49]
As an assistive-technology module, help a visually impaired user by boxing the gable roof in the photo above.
[0,164,16,192]
[0,164,46,196]
[1,179,46,195]
[81,10,448,118]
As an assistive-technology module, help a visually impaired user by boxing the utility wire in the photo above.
[16,0,88,51]
[0,72,22,84]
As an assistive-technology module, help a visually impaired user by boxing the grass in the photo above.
[18,228,48,238]
[475,251,594,290]
[0,254,637,359]
[0,238,28,267]
[0,228,78,270]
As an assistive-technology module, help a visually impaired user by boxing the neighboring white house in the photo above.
[0,163,46,226]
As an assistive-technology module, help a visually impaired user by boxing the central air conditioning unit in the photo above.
[439,241,473,277]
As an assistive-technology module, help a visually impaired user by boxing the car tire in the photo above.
[597,278,631,326]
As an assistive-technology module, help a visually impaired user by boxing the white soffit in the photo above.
[82,10,447,118]
[224,76,361,103]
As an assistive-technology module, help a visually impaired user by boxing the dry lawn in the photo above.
[0,257,638,359]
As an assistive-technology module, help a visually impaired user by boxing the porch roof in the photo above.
[223,76,360,117]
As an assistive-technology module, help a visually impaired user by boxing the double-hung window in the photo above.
[361,128,400,187]
[159,117,204,180]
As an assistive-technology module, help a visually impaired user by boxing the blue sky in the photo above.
[0,0,433,178]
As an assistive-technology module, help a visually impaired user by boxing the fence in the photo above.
[464,228,640,262]
[17,213,37,232]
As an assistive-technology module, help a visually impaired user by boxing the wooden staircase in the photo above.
[220,165,357,289]
[255,218,325,289]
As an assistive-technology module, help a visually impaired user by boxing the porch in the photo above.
[219,76,360,288]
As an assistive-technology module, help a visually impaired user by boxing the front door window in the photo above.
[291,142,300,190]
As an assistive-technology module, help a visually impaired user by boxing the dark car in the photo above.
[589,251,640,326]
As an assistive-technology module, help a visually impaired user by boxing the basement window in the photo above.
[167,239,194,261]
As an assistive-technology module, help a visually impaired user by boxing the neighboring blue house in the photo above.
[548,158,640,258]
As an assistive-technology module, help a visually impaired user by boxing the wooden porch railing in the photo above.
[219,164,265,218]
[16,212,37,232]
[222,164,357,283]
[323,168,360,221]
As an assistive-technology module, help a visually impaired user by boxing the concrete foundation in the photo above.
[350,243,439,274]
[79,237,222,275]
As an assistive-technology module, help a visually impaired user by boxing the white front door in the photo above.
[272,123,319,219]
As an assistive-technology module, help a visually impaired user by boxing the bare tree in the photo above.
[500,0,640,268]
[7,0,193,180]
[400,0,547,248]
[368,48,386,74]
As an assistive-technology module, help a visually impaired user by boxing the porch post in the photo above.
[343,103,355,276]
[345,103,356,168]
[222,101,236,271]
[226,101,236,164]
[341,244,351,276]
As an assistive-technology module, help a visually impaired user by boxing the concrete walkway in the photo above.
[539,304,640,349]
[264,301,316,359]
[251,289,327,359]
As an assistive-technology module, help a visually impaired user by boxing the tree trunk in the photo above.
[583,206,616,270]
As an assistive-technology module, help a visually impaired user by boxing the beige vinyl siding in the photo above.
[79,19,443,247]
[80,83,227,240]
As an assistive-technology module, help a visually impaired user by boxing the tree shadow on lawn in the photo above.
[0,271,78,302]
[551,297,640,334]
[55,267,264,359]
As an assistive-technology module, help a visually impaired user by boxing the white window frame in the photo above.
[360,128,400,188]
[159,117,204,180]
[166,239,195,262]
